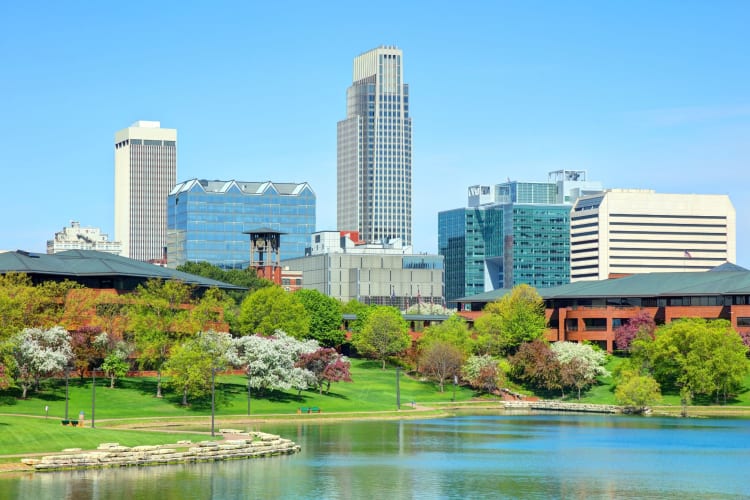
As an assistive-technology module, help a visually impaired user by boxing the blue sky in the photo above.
[1,1,748,264]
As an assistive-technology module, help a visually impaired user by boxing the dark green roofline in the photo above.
[0,250,245,291]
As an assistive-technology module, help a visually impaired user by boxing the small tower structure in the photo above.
[245,228,285,285]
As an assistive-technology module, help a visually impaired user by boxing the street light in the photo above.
[64,363,71,420]
[211,364,216,437]
[396,367,401,410]
[247,372,251,416]
[91,366,101,429]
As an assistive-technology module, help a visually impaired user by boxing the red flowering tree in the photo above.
[614,312,656,352]
[296,347,352,394]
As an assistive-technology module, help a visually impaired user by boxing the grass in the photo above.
[3,355,750,461]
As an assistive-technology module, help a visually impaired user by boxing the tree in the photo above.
[296,347,352,394]
[615,369,662,412]
[0,273,53,340]
[237,286,310,339]
[418,315,473,356]
[129,279,198,398]
[94,332,133,389]
[295,289,344,347]
[420,341,464,392]
[510,340,563,396]
[473,284,546,355]
[351,306,410,369]
[643,318,749,414]
[341,300,376,334]
[226,331,319,393]
[69,326,102,380]
[10,326,72,398]
[164,330,232,406]
[614,311,656,352]
[550,342,609,400]
[462,355,505,395]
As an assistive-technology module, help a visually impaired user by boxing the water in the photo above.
[2,414,749,499]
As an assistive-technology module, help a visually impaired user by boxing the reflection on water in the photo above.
[4,415,750,499]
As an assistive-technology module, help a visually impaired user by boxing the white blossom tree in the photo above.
[227,330,318,393]
[94,332,133,388]
[550,341,609,399]
[11,326,72,398]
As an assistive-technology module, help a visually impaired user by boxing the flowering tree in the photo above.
[11,326,72,398]
[550,341,609,399]
[93,332,133,389]
[69,326,102,381]
[227,330,319,393]
[296,347,352,394]
[462,354,505,395]
[614,311,656,352]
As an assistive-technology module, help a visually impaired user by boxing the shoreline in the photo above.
[3,402,750,474]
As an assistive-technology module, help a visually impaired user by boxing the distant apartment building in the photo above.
[337,46,412,246]
[283,231,443,307]
[439,171,602,306]
[47,221,122,255]
[570,189,736,281]
[114,121,177,262]
[167,179,315,269]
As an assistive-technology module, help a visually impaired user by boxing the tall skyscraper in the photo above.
[337,46,412,246]
[114,121,177,262]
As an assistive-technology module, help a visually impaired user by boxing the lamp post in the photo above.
[64,364,71,420]
[210,364,216,437]
[396,367,401,410]
[452,374,458,402]
[91,366,97,429]
[247,372,251,416]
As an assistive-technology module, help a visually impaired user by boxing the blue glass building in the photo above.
[439,172,602,307]
[167,179,315,269]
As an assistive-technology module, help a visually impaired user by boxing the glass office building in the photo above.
[337,46,412,246]
[439,174,601,307]
[167,179,315,269]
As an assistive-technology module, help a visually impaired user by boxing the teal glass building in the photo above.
[167,179,315,269]
[439,173,601,307]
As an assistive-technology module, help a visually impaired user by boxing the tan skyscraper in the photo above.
[114,121,177,262]
[337,46,412,246]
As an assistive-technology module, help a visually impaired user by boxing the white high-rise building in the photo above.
[337,46,412,246]
[570,189,736,281]
[114,121,177,262]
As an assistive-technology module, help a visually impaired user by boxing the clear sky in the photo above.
[1,1,748,264]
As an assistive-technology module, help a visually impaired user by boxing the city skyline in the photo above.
[1,2,748,265]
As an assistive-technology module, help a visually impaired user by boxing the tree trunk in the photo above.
[182,387,188,406]
[110,374,115,389]
[382,359,386,370]
[21,383,28,399]
[439,380,444,392]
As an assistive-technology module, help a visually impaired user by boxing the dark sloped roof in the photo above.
[456,264,750,303]
[0,250,245,290]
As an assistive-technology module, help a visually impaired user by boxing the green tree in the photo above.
[177,261,271,304]
[615,369,662,412]
[237,286,310,338]
[351,306,410,369]
[164,330,232,406]
[642,318,748,415]
[418,315,473,356]
[129,279,198,398]
[473,284,546,355]
[294,289,344,346]
[341,300,376,334]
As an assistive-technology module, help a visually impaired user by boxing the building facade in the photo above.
[114,121,177,262]
[47,221,122,255]
[337,46,412,246]
[283,231,443,307]
[439,172,601,307]
[167,179,315,269]
[570,189,736,281]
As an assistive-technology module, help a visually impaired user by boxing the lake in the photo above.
[2,414,749,499]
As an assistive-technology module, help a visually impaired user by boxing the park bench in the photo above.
[297,407,322,414]
[60,420,80,426]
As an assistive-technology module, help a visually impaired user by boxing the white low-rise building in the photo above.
[283,231,444,308]
[47,221,122,256]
